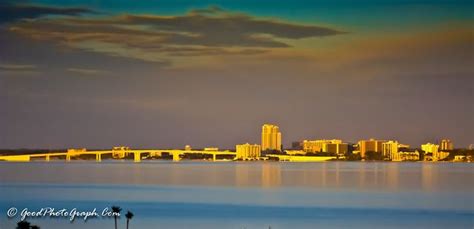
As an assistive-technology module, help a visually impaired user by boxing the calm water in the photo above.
[0,161,473,228]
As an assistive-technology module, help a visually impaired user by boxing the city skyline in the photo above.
[1,0,473,149]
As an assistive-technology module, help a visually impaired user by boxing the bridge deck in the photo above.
[0,149,236,162]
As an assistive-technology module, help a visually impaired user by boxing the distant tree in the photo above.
[111,206,122,229]
[16,221,30,229]
[125,211,134,229]
[365,151,384,161]
[31,226,40,229]
[346,153,362,161]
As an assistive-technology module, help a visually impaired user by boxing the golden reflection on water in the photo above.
[0,162,472,192]
[386,163,399,191]
[422,163,434,192]
[261,163,281,188]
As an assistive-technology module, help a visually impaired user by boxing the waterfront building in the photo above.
[382,141,399,159]
[382,141,411,160]
[454,155,466,162]
[440,139,454,151]
[358,138,386,158]
[261,124,282,151]
[392,150,420,161]
[302,139,348,155]
[185,145,192,151]
[421,143,439,154]
[434,151,450,161]
[236,143,261,160]
[422,143,450,161]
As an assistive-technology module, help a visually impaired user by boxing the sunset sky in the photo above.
[1,0,473,149]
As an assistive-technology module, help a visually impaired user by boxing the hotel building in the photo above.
[358,138,386,158]
[261,124,282,151]
[302,139,348,155]
[236,143,261,160]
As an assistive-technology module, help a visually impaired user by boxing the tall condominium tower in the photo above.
[261,124,282,151]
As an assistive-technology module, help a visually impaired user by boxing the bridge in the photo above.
[0,148,237,162]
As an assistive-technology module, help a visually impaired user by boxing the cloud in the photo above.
[188,5,225,16]
[0,63,36,70]
[0,63,38,75]
[0,1,94,24]
[67,67,109,75]
[8,6,345,64]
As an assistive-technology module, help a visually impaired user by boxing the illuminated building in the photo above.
[440,139,454,151]
[302,139,348,155]
[261,124,282,151]
[382,141,399,159]
[236,143,261,160]
[421,143,439,154]
[392,150,420,161]
[422,143,449,161]
[358,138,386,158]
[382,141,410,160]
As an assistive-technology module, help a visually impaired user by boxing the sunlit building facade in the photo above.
[392,150,420,161]
[382,141,411,160]
[382,141,399,159]
[261,124,282,151]
[421,143,439,154]
[302,139,348,155]
[440,139,454,151]
[236,143,261,160]
[358,138,386,158]
[422,143,449,161]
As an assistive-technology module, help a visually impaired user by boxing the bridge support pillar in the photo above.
[172,153,181,162]
[212,154,216,161]
[134,152,141,162]
[66,155,71,161]
[45,155,50,161]
[96,154,102,162]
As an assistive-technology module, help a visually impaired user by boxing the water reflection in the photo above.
[422,163,434,192]
[0,162,472,192]
[261,163,281,188]
[386,163,399,191]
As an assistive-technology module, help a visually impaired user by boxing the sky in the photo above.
[0,0,473,149]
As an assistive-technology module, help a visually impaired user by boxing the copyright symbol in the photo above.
[7,207,17,218]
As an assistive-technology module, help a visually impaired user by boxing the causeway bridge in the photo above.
[0,147,237,162]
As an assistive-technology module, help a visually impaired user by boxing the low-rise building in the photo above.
[392,150,420,161]
[302,139,348,155]
[421,143,439,154]
[454,155,466,162]
[184,145,192,151]
[236,143,261,160]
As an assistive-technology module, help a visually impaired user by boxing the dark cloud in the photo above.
[188,5,225,16]
[7,6,344,62]
[0,1,94,24]
[0,29,168,73]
